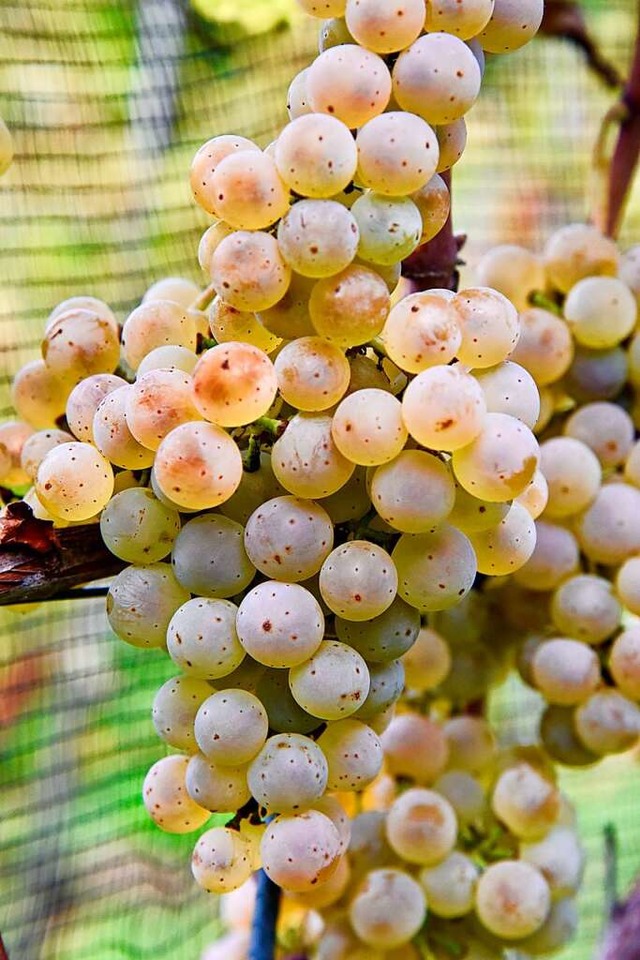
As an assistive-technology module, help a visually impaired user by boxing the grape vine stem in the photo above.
[599,2,640,237]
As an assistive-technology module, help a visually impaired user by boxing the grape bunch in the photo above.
[204,713,585,960]
[471,227,640,766]
[2,0,614,957]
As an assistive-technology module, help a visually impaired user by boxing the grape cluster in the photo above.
[2,0,613,957]
[205,714,584,960]
[472,229,640,766]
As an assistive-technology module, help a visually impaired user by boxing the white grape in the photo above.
[171,514,255,598]
[260,810,341,892]
[468,501,537,576]
[386,787,458,865]
[452,412,539,502]
[392,525,477,612]
[355,112,438,196]
[475,860,550,940]
[151,675,212,752]
[154,421,243,511]
[402,365,486,451]
[319,540,397,621]
[479,0,544,53]
[192,341,278,428]
[381,713,449,783]
[370,450,455,533]
[382,291,461,374]
[185,753,251,813]
[289,640,370,720]
[419,851,478,918]
[244,495,334,582]
[274,114,358,199]
[277,199,359,278]
[35,441,114,520]
[306,44,392,128]
[349,869,427,949]
[351,192,422,266]
[236,580,324,668]
[211,231,291,313]
[318,719,383,791]
[167,597,245,679]
[393,33,481,125]
[274,337,350,412]
[194,689,268,765]
[247,733,328,813]
[192,827,253,894]
[335,596,421,664]
[271,413,355,498]
[107,563,190,649]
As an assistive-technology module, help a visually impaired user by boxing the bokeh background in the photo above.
[0,1,639,957]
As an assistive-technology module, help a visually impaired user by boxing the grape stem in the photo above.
[598,2,640,237]
[402,170,465,292]
[248,869,281,960]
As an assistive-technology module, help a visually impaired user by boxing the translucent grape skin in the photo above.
[452,412,539,503]
[274,337,350,412]
[371,450,455,533]
[192,342,278,428]
[277,198,359,278]
[36,441,114,521]
[211,231,291,313]
[236,580,324,668]
[11,358,71,429]
[393,33,482,125]
[122,300,198,371]
[107,563,191,649]
[351,193,422,266]
[154,421,243,512]
[20,428,76,482]
[402,364,487,451]
[468,501,537,576]
[167,597,245,680]
[65,373,127,444]
[381,713,450,783]
[382,291,462,374]
[171,514,255,599]
[452,286,520,368]
[309,264,390,349]
[190,134,260,214]
[260,810,341,893]
[345,0,425,54]
[208,150,290,230]
[306,44,392,129]
[244,495,334,583]
[532,638,600,706]
[475,860,551,940]
[126,368,200,451]
[192,827,253,894]
[319,540,398,621]
[271,413,355,499]
[185,753,251,813]
[479,0,544,53]
[355,112,439,196]
[349,868,427,949]
[402,626,451,692]
[100,487,180,563]
[392,525,477,613]
[609,626,640,700]
[274,114,358,199]
[331,389,408,467]
[289,640,370,721]
[335,596,421,664]
[317,718,383,791]
[194,689,269,765]
[411,173,451,243]
[418,851,479,918]
[491,763,560,840]
[247,733,328,813]
[143,755,210,834]
[151,675,212,752]
[386,787,458,866]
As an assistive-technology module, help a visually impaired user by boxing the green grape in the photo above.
[551,575,622,644]
[419,851,479,918]
[272,413,355,498]
[122,300,198,371]
[151,675,213,752]
[309,264,390,348]
[452,286,520,368]
[208,150,290,230]
[42,308,120,383]
[468,501,537,576]
[319,540,397,621]
[332,389,407,467]
[532,638,600,706]
[185,753,251,813]
[355,659,405,721]
[307,44,391,128]
[402,626,451,691]
[318,16,354,50]
[143,755,210,834]
[564,401,634,469]
[452,412,539,502]
[565,344,628,402]
[171,514,255,598]
[236,580,324,668]
[382,291,461,374]
[539,704,599,767]
[274,114,358,199]
[475,860,550,940]
[192,341,278,428]
[154,422,243,511]
[479,0,544,52]
[190,134,260,214]
[65,373,126,443]
[349,869,427,949]
[386,787,458,865]
[107,563,190,649]
[335,596,421,664]
[511,306,573,386]
[472,360,540,430]
[244,495,334,582]
[610,626,640,700]
[371,450,455,533]
[11,359,70,429]
[320,465,371,523]
[167,597,245,680]
[411,173,451,242]
[247,733,328,813]
[402,365,486,451]
[192,827,253,893]
[209,297,280,354]
[447,479,510,535]
[433,771,486,826]
[19,428,75,482]
[261,810,341,893]
[393,33,481,124]
[257,272,316,340]
[100,488,180,563]
[317,718,383,790]
[289,640,370,720]
[351,192,421,266]
[211,231,291,313]
[274,336,350,412]
[137,344,199,376]
[381,713,449,783]
[575,690,640,755]
[355,112,438,196]
[286,66,311,119]
[194,689,268,765]
[491,762,560,840]
[425,0,494,39]
[277,199,359,278]
[512,520,579,592]
[564,276,636,348]
[392,525,477,612]
[346,0,424,53]
[36,441,114,521]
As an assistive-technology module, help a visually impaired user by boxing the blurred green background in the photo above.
[0,1,639,957]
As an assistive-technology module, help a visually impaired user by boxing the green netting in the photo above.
[0,2,639,958]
